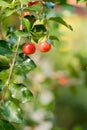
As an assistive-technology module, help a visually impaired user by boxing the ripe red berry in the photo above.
[38,41,51,52]
[58,76,69,86]
[28,1,39,6]
[22,43,36,55]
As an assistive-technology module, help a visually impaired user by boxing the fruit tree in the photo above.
[0,0,86,130]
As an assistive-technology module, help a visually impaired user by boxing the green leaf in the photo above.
[0,100,23,123]
[0,119,15,130]
[10,1,20,8]
[32,25,47,34]
[14,30,28,37]
[0,69,9,81]
[25,15,36,26]
[12,74,26,84]
[0,55,10,71]
[9,83,33,103]
[8,33,18,47]
[0,40,12,56]
[48,17,73,31]
[0,0,9,7]
[49,35,59,42]
[22,18,31,33]
[15,54,36,73]
[31,24,47,42]
[20,0,29,5]
[22,58,36,72]
[4,8,16,17]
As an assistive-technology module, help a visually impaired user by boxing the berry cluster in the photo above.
[21,1,52,55]
[22,41,51,55]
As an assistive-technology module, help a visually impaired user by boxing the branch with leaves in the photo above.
[1,0,84,129]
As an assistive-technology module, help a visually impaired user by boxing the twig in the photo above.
[0,36,21,103]
[0,3,23,103]
[6,36,21,87]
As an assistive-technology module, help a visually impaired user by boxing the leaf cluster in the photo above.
[0,0,74,129]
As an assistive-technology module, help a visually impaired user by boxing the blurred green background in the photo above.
[7,4,87,130]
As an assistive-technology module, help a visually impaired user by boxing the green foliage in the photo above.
[0,40,12,56]
[0,55,10,71]
[48,17,73,31]
[0,100,23,123]
[0,0,9,7]
[22,18,31,33]
[9,83,33,103]
[20,0,29,5]
[0,119,15,130]
[1,0,86,129]
[77,0,87,4]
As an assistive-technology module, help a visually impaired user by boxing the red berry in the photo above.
[38,42,51,52]
[28,1,39,6]
[58,76,69,86]
[22,43,36,55]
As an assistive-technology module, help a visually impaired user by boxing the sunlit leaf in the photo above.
[0,101,23,123]
[0,55,10,71]
[14,30,28,37]
[0,0,9,7]
[32,25,47,34]
[48,17,73,31]
[0,69,9,81]
[25,15,36,26]
[4,8,16,17]
[22,18,31,33]
[31,24,47,42]
[15,54,36,73]
[9,83,33,103]
[33,19,46,26]
[49,35,59,42]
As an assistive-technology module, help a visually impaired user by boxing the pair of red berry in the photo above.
[22,42,51,55]
[22,1,51,55]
